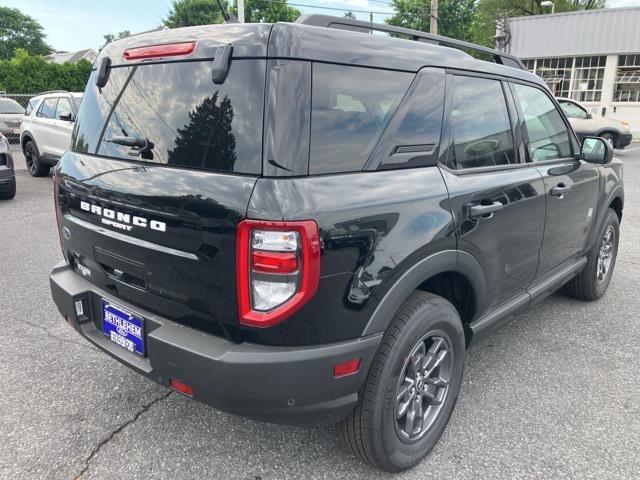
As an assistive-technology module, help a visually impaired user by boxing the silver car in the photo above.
[0,97,26,143]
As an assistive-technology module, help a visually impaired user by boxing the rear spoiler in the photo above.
[296,14,526,70]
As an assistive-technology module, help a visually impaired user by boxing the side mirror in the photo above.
[586,113,593,119]
[581,136,613,164]
[58,112,74,122]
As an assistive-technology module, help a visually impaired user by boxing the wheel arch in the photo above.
[361,250,488,345]
[20,131,34,151]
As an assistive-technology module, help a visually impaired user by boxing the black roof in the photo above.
[98,18,544,87]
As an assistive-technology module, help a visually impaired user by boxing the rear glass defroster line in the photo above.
[94,65,138,155]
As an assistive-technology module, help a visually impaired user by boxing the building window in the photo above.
[524,56,605,102]
[614,54,640,103]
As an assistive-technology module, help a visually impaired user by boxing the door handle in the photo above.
[469,201,504,219]
[550,183,571,197]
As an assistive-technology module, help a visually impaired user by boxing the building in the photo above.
[498,7,640,135]
[45,49,97,65]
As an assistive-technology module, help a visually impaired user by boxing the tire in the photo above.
[23,140,50,177]
[339,291,465,472]
[600,132,617,149]
[564,208,619,301]
[0,177,16,200]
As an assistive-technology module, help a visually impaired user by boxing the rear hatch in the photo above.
[55,24,271,339]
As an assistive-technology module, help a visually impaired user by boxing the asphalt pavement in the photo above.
[1,145,639,479]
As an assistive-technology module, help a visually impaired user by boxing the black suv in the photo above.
[50,16,624,472]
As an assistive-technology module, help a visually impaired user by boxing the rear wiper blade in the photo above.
[106,136,155,159]
[106,136,149,148]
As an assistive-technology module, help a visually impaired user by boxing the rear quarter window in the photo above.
[72,59,265,174]
[309,64,413,175]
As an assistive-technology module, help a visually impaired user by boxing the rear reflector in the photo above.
[169,378,193,397]
[251,250,298,274]
[333,358,361,378]
[123,41,196,60]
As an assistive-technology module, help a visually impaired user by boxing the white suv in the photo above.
[20,91,82,177]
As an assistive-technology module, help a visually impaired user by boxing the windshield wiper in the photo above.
[106,136,155,159]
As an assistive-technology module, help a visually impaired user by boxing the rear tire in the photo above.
[0,177,16,200]
[23,140,50,177]
[564,208,619,301]
[339,291,465,472]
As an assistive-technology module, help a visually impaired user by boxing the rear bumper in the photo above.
[50,262,381,425]
[617,133,633,149]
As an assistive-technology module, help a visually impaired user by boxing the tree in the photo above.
[103,30,131,46]
[386,0,476,41]
[344,11,357,19]
[163,0,300,27]
[0,7,51,60]
[470,0,607,47]
[164,0,229,27]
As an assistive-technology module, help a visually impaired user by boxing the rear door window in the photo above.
[73,60,265,174]
[309,64,413,175]
[38,98,57,119]
[446,76,516,170]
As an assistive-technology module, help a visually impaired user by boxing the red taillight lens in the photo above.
[236,219,321,328]
[169,378,193,397]
[251,251,298,274]
[123,41,196,60]
[333,358,361,378]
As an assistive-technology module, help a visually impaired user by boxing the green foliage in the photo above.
[0,49,92,93]
[231,0,300,23]
[387,0,477,41]
[163,0,300,27]
[344,11,356,19]
[103,30,131,47]
[164,0,229,27]
[0,6,51,60]
[471,0,606,47]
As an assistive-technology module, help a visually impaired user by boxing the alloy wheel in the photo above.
[394,333,452,443]
[596,225,615,284]
[25,144,36,175]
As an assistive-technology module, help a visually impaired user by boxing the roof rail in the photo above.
[295,14,526,70]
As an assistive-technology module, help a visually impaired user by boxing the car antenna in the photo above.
[215,0,239,23]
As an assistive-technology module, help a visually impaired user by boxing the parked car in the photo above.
[20,91,82,177]
[0,97,25,144]
[49,16,623,472]
[0,132,16,200]
[557,97,633,149]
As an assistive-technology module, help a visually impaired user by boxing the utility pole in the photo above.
[370,11,373,23]
[430,0,438,35]
[238,0,245,23]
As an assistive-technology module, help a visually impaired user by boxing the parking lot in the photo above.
[1,144,639,479]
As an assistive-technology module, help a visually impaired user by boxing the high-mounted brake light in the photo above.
[236,220,321,328]
[123,41,196,60]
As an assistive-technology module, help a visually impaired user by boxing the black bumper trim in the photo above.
[50,262,382,425]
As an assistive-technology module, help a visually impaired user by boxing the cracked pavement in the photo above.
[1,146,639,479]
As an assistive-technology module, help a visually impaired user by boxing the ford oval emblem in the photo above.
[62,226,71,240]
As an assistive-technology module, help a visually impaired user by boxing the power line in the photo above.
[252,0,393,15]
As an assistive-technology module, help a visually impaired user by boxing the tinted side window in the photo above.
[38,98,57,119]
[447,76,515,170]
[367,68,445,170]
[309,63,413,175]
[55,98,72,118]
[512,84,571,162]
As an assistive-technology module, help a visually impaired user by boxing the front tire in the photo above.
[23,140,50,177]
[339,292,465,472]
[564,208,619,301]
[600,132,617,149]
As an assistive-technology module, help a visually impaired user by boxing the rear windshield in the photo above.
[72,59,265,174]
[0,98,24,114]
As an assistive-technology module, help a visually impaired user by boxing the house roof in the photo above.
[45,49,97,64]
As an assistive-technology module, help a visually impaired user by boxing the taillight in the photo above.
[123,41,196,60]
[236,220,321,327]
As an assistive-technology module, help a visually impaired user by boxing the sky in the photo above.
[3,0,640,53]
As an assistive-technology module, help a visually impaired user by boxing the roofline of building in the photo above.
[509,5,640,22]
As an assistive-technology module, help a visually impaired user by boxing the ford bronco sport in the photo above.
[49,15,624,472]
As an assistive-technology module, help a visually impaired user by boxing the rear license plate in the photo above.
[102,302,145,356]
